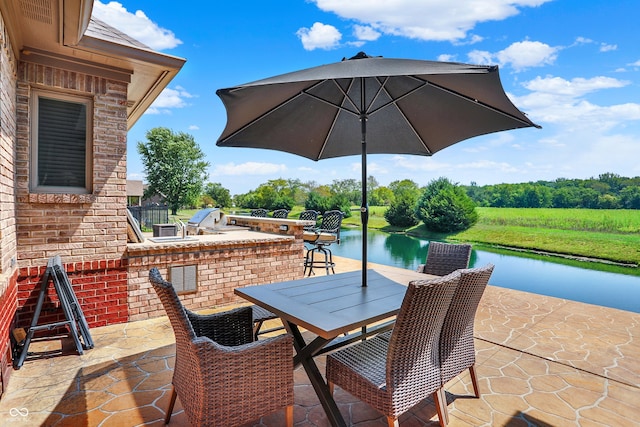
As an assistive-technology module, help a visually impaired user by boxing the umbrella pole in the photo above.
[360,112,368,287]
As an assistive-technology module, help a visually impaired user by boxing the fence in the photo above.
[127,205,169,230]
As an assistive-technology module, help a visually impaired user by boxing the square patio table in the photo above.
[235,268,432,427]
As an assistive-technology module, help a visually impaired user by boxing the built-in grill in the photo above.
[186,208,225,235]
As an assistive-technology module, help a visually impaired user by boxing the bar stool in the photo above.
[303,210,343,276]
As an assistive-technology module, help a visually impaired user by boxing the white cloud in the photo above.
[145,86,194,114]
[437,54,457,62]
[212,162,288,176]
[468,40,559,70]
[353,25,381,41]
[467,50,493,65]
[188,125,199,130]
[628,60,640,67]
[310,0,553,43]
[496,41,559,70]
[296,22,342,50]
[600,43,617,52]
[523,76,628,97]
[515,76,639,130]
[92,1,182,50]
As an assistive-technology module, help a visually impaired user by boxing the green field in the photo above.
[443,208,640,266]
[474,207,640,233]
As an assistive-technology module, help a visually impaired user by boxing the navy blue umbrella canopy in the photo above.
[216,52,539,285]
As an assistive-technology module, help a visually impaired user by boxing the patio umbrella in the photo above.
[216,52,539,286]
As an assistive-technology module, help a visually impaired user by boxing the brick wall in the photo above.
[127,236,305,322]
[15,61,129,268]
[0,12,18,397]
[10,60,131,353]
[15,259,128,331]
[0,273,17,397]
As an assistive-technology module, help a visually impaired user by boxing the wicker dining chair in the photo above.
[417,241,472,276]
[326,271,461,427]
[440,264,494,398]
[148,268,294,427]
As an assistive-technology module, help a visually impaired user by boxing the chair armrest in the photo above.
[187,306,253,346]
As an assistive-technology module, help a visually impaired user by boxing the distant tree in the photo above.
[305,191,332,214]
[204,182,231,208]
[597,194,620,209]
[384,179,421,227]
[416,177,478,232]
[330,178,361,205]
[384,195,419,227]
[620,186,640,209]
[138,127,209,215]
[369,186,394,206]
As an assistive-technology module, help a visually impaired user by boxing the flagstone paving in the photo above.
[1,256,638,426]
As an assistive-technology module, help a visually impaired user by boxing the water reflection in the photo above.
[332,228,640,313]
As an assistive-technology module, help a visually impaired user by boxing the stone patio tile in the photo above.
[507,299,640,387]
[474,286,568,345]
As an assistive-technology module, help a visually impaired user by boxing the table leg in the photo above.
[284,321,347,427]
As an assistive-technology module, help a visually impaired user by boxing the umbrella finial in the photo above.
[345,51,373,61]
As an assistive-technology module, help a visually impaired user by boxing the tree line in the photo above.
[464,173,640,209]
[137,128,640,234]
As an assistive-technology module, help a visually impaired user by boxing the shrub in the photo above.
[416,177,478,232]
[384,195,419,227]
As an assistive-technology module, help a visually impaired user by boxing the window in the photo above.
[30,90,92,193]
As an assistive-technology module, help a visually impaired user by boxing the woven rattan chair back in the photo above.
[385,272,460,413]
[439,263,494,397]
[272,209,289,218]
[326,271,460,427]
[148,268,294,426]
[250,208,268,217]
[422,241,472,276]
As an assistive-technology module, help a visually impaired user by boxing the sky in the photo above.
[92,0,640,196]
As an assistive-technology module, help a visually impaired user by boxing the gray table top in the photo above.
[235,269,432,338]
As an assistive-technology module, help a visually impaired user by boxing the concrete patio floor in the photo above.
[1,256,639,426]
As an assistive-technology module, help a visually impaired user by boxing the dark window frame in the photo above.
[30,90,93,194]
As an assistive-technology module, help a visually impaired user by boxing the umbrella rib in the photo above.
[419,77,540,128]
[368,77,433,153]
[301,79,361,117]
[218,80,330,143]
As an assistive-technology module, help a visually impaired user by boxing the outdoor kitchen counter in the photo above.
[127,229,296,252]
[126,226,308,321]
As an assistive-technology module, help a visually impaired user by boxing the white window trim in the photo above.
[29,89,93,194]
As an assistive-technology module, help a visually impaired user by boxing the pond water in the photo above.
[329,228,640,314]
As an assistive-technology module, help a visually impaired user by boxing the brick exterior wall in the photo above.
[15,61,129,267]
[127,234,305,322]
[11,61,131,357]
[0,12,19,396]
[14,259,128,331]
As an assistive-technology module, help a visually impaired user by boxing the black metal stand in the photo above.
[303,242,336,276]
[14,255,94,369]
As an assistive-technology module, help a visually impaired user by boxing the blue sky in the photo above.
[93,0,640,195]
